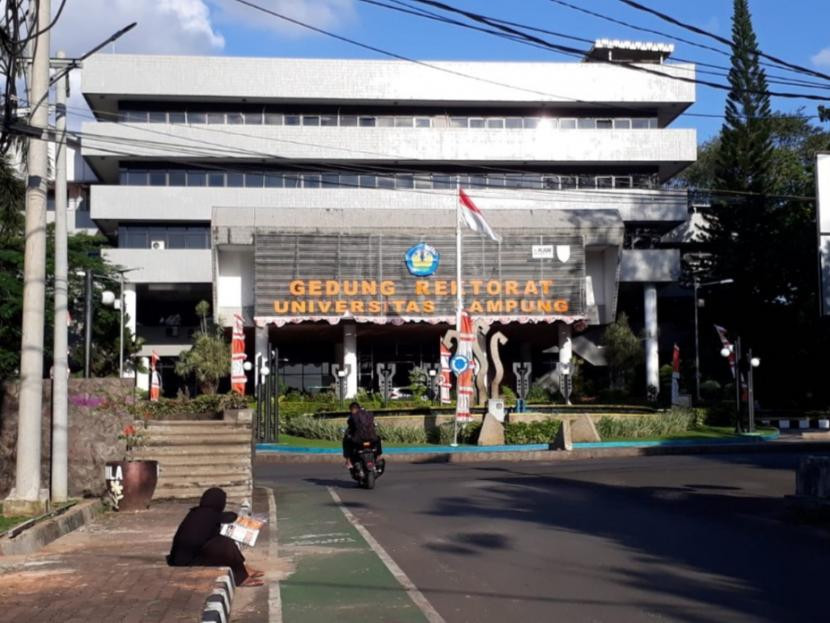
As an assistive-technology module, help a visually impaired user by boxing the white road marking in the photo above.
[327,487,447,623]
[265,487,282,623]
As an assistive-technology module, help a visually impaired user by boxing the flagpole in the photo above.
[453,191,463,447]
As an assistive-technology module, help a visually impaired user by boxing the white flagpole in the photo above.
[453,191,463,447]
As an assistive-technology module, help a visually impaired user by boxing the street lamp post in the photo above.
[101,268,138,378]
[720,337,760,434]
[693,278,734,403]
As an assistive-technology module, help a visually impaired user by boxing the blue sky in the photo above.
[56,1,830,142]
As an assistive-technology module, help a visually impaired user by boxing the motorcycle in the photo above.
[349,440,385,489]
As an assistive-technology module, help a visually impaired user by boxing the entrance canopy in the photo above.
[250,208,623,327]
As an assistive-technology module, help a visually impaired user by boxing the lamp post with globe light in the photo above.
[720,339,760,433]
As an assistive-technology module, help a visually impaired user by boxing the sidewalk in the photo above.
[0,501,229,623]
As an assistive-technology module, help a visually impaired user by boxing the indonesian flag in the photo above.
[231,313,247,395]
[149,351,160,402]
[439,340,452,405]
[455,311,475,423]
[459,189,502,243]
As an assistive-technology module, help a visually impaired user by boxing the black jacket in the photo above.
[167,487,237,566]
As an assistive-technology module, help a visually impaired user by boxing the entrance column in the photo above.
[255,323,268,384]
[644,283,659,398]
[557,322,573,369]
[343,321,358,399]
[123,284,137,377]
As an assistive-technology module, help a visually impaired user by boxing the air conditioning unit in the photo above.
[150,240,166,250]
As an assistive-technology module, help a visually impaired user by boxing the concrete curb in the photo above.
[256,439,830,465]
[201,570,236,623]
[0,499,103,556]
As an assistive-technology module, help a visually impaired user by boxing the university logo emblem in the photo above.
[405,242,440,277]
[556,245,571,263]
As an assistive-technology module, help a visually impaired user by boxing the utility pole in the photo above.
[51,50,69,503]
[6,0,51,515]
[84,269,93,378]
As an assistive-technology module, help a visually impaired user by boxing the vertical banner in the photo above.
[671,344,680,405]
[713,325,735,378]
[149,351,160,402]
[439,339,452,405]
[455,311,474,423]
[231,313,247,395]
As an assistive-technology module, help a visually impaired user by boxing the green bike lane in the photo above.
[274,482,435,623]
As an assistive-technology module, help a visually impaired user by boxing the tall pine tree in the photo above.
[703,0,776,341]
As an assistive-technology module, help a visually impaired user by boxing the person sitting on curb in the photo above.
[167,487,264,587]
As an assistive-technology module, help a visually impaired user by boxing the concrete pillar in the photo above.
[255,324,268,387]
[136,357,150,393]
[557,323,573,370]
[644,283,659,397]
[123,283,137,341]
[343,321,358,399]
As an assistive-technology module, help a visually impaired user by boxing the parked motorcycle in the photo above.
[349,441,385,489]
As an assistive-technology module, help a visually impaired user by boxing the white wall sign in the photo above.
[532,244,554,259]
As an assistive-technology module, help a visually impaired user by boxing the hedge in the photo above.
[595,409,702,439]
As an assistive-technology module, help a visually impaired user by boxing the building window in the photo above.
[523,117,540,129]
[577,118,595,129]
[395,174,414,189]
[615,176,633,189]
[283,174,301,188]
[376,117,395,127]
[264,112,283,125]
[320,114,338,127]
[377,175,395,189]
[469,118,486,129]
[340,115,358,127]
[284,115,301,126]
[168,171,186,186]
[631,118,651,129]
[542,175,560,190]
[321,173,339,188]
[123,110,148,123]
[341,174,359,189]
[614,118,632,129]
[560,176,577,189]
[227,112,244,125]
[226,172,244,187]
[126,170,148,185]
[168,111,186,124]
[358,116,376,127]
[359,175,377,188]
[187,111,207,124]
[187,171,207,187]
[207,112,225,124]
[265,173,283,188]
[505,117,523,129]
[578,175,596,189]
[244,111,263,125]
[395,116,413,128]
[148,171,167,186]
[596,176,613,189]
[245,172,264,188]
[414,173,432,189]
[433,174,453,189]
[207,172,225,187]
[449,117,468,128]
[487,118,505,129]
[596,119,613,129]
[414,117,431,128]
[303,174,321,188]
[559,118,577,129]
[303,115,320,126]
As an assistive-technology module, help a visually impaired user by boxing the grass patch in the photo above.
[0,515,28,532]
[602,425,778,442]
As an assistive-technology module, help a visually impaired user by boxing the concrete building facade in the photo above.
[79,45,696,397]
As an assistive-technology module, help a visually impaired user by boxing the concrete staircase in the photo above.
[134,417,253,505]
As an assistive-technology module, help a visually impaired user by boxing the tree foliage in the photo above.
[175,301,229,395]
[0,157,139,380]
[602,313,643,392]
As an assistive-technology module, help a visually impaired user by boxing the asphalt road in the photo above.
[257,452,830,623]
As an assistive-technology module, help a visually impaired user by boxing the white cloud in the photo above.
[51,0,225,57]
[208,0,356,39]
[812,47,830,69]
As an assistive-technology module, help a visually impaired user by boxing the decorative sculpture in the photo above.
[441,323,508,404]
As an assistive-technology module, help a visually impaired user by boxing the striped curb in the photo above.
[201,570,235,623]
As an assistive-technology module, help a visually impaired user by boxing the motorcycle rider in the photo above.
[343,401,383,468]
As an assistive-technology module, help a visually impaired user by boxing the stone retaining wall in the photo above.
[1,379,135,499]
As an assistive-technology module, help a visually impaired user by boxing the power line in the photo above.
[614,0,830,84]
[404,0,830,102]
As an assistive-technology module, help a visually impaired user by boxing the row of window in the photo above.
[118,225,211,249]
[118,109,660,130]
[119,169,659,191]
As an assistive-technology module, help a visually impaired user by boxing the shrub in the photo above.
[595,409,700,439]
[700,380,723,403]
[705,400,736,426]
[527,382,552,403]
[137,392,248,420]
[435,421,482,445]
[376,423,428,444]
[500,386,517,407]
[282,415,344,441]
[504,419,561,444]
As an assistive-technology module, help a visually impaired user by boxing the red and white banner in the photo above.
[459,189,502,243]
[231,313,247,395]
[439,339,452,405]
[149,351,160,402]
[455,311,475,422]
[714,324,748,401]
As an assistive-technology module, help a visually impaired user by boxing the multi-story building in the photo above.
[79,41,696,396]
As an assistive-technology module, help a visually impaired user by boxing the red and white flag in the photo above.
[459,189,502,243]
[231,313,247,395]
[713,325,735,378]
[149,351,161,402]
[439,340,452,405]
[455,311,475,423]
